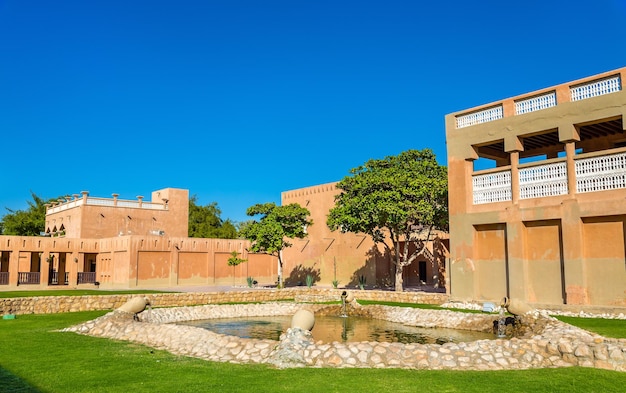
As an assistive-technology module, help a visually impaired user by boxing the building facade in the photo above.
[1,184,447,292]
[281,182,448,290]
[0,188,276,290]
[445,67,626,307]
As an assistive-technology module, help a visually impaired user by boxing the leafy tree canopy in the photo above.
[327,149,448,292]
[188,196,238,239]
[227,250,247,267]
[1,192,51,236]
[240,202,312,287]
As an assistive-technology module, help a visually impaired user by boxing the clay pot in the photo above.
[118,297,150,314]
[291,309,315,331]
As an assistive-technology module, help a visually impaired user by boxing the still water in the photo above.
[178,315,494,344]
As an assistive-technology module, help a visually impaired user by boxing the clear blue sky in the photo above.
[1,0,626,223]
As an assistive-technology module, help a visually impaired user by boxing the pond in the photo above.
[177,315,495,344]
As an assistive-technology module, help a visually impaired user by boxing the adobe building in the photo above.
[0,188,276,290]
[445,67,626,307]
[2,184,447,292]
[281,182,448,290]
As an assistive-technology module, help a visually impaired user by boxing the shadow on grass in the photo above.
[0,366,40,393]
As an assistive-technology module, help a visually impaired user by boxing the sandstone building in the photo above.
[281,182,448,290]
[445,67,626,307]
[0,184,448,292]
[0,188,275,290]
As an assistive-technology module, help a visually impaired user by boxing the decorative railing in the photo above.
[77,272,97,284]
[575,152,626,193]
[456,72,623,129]
[47,197,166,214]
[472,151,626,204]
[456,105,503,129]
[570,75,621,101]
[46,198,87,213]
[472,170,512,204]
[18,272,40,285]
[515,91,557,115]
[519,161,568,199]
[0,272,8,285]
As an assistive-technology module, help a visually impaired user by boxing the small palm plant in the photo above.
[305,274,314,288]
[358,274,366,290]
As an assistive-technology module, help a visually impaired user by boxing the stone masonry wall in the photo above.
[0,288,447,315]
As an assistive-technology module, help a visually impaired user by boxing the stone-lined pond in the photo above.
[177,315,495,344]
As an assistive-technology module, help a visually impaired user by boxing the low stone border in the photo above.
[62,301,626,371]
[1,288,447,315]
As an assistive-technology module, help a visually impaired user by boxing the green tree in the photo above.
[188,196,238,239]
[1,192,50,236]
[240,202,312,288]
[227,250,247,266]
[327,149,448,292]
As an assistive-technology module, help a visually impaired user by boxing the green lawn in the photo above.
[1,311,625,392]
[555,316,626,339]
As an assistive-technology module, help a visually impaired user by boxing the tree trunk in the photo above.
[277,251,283,288]
[394,264,404,292]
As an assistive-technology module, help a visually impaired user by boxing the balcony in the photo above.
[456,73,622,129]
[473,150,626,204]
[18,272,40,285]
[77,272,97,284]
[49,271,70,285]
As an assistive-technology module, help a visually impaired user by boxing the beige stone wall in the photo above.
[0,288,447,315]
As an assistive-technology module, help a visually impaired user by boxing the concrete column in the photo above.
[560,199,587,304]
[565,141,577,196]
[8,249,19,287]
[40,253,51,289]
[510,151,520,204]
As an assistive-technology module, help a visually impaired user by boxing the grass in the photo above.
[357,300,486,314]
[0,290,170,298]
[1,310,625,392]
[555,316,626,339]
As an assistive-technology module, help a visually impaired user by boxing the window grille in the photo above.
[575,152,626,193]
[570,75,621,101]
[456,105,503,128]
[472,170,512,204]
[519,162,568,199]
[515,91,557,115]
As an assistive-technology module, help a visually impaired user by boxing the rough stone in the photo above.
[55,296,626,372]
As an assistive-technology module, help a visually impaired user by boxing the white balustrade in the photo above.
[515,91,557,115]
[116,200,141,208]
[570,75,621,102]
[46,197,165,215]
[472,170,512,204]
[141,202,166,210]
[86,198,116,207]
[575,152,626,193]
[46,199,84,214]
[456,105,503,128]
[519,161,568,199]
